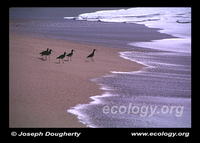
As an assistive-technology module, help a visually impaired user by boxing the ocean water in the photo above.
[10,8,191,127]
[66,8,191,128]
[64,7,191,53]
[68,51,191,127]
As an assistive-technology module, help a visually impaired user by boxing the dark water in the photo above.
[9,7,125,20]
[9,8,191,127]
[9,19,173,50]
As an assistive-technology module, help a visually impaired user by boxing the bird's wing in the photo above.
[67,53,72,56]
[40,51,46,54]
[57,55,61,59]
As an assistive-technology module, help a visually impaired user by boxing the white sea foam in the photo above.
[118,51,149,66]
[110,71,144,74]
[64,8,191,24]
[64,7,191,53]
[129,38,191,53]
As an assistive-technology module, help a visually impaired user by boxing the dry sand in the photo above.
[9,34,145,127]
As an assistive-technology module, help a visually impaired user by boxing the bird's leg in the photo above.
[70,57,72,61]
[92,57,94,62]
[49,55,51,61]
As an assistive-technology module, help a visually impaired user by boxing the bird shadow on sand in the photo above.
[54,61,63,64]
[85,60,91,62]
[38,57,47,61]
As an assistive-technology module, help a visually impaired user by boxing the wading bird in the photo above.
[87,49,97,62]
[40,49,53,60]
[56,52,67,63]
[67,49,75,61]
[39,48,49,59]
[45,49,53,60]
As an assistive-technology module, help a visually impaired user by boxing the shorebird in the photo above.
[42,49,53,60]
[56,52,67,63]
[87,49,97,62]
[66,49,75,61]
[39,48,49,59]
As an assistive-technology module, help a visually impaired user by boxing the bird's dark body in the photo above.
[87,53,93,58]
[40,49,52,60]
[40,48,49,55]
[87,49,97,62]
[57,52,67,63]
[67,49,74,61]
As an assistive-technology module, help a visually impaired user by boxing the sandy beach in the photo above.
[9,34,145,127]
[9,8,191,128]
